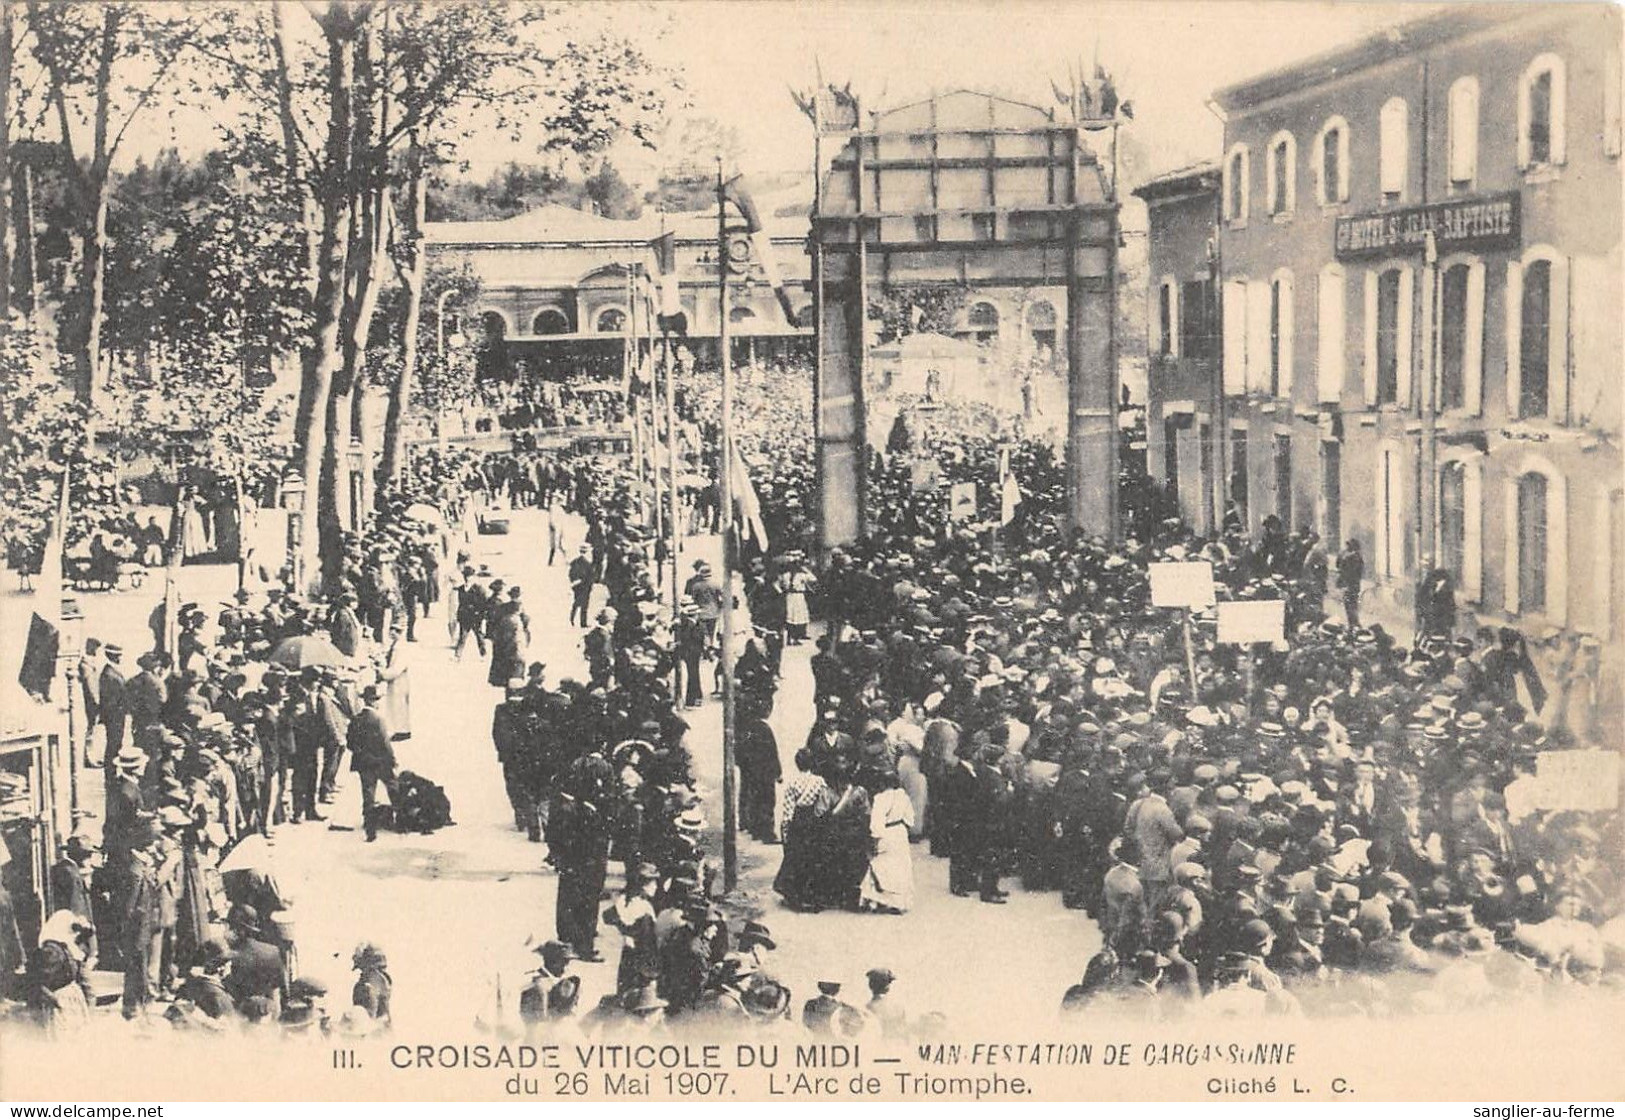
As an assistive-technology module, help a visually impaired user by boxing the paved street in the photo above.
[3,508,1099,1032]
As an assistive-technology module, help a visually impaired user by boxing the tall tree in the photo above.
[25,0,197,404]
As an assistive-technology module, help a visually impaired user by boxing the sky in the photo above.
[76,0,1441,194]
[623,0,1438,185]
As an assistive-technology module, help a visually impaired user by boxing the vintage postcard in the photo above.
[0,0,1621,1105]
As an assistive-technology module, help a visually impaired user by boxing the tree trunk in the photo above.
[380,136,427,489]
[272,0,323,435]
[76,174,110,403]
[300,5,359,594]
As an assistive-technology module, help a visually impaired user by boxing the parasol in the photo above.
[217,833,273,875]
[267,634,343,670]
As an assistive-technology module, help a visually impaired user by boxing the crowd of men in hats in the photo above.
[732,406,1623,1014]
[5,479,464,1035]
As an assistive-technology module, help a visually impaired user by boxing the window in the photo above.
[531,308,569,335]
[1376,271,1401,404]
[1320,441,1341,550]
[1028,300,1056,354]
[1316,264,1345,403]
[1224,144,1250,223]
[1273,433,1293,527]
[1505,459,1567,624]
[1315,116,1350,204]
[1266,131,1296,215]
[1506,248,1569,422]
[1157,281,1176,357]
[1179,280,1212,360]
[1379,97,1408,201]
[1517,472,1549,614]
[1229,431,1249,527]
[1447,77,1479,190]
[479,310,509,342]
[1364,265,1412,408]
[1246,278,1272,394]
[1519,259,1552,418]
[1164,417,1182,498]
[595,307,627,333]
[1440,264,1469,411]
[1437,454,1483,601]
[1519,54,1568,168]
[965,301,999,342]
[1269,270,1294,397]
[1438,258,1485,414]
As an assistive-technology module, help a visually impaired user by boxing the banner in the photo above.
[1534,750,1621,812]
[1216,599,1285,645]
[1148,561,1216,609]
[948,481,977,522]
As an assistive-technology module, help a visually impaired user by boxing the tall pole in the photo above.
[1420,230,1439,575]
[435,287,460,449]
[665,330,682,609]
[717,156,738,893]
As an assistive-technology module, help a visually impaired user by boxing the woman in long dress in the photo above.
[783,562,815,644]
[860,773,916,914]
[378,637,412,741]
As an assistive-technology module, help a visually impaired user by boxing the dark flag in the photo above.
[19,613,59,701]
[722,175,799,328]
[649,231,687,336]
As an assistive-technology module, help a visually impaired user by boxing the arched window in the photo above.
[1028,299,1057,353]
[1223,144,1250,223]
[1268,269,1294,398]
[595,307,626,333]
[1505,458,1568,624]
[1438,256,1484,414]
[479,310,509,342]
[1518,53,1567,168]
[1265,131,1296,216]
[1448,76,1480,190]
[964,301,1000,342]
[728,305,756,324]
[1315,116,1350,205]
[1375,441,1407,580]
[1379,97,1408,202]
[1506,246,1569,422]
[532,308,569,335]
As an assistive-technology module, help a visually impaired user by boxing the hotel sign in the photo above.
[1334,192,1520,259]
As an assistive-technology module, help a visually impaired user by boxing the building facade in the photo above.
[1145,4,1622,661]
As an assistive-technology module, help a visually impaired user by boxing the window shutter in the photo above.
[1463,459,1483,602]
[1517,73,1532,169]
[1570,254,1616,425]
[1317,266,1344,403]
[1505,260,1524,416]
[1168,282,1180,358]
[1504,481,1520,614]
[1337,128,1350,201]
[1396,266,1414,407]
[1380,99,1408,196]
[1239,151,1250,220]
[1148,285,1162,356]
[1284,138,1296,213]
[1607,49,1622,158]
[1549,255,1571,423]
[1222,280,1248,394]
[1266,147,1278,215]
[1277,272,1295,399]
[1246,279,1272,393]
[1363,270,1380,406]
[1461,260,1485,416]
[1450,80,1479,184]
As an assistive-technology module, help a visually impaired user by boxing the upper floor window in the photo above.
[1519,53,1568,169]
[532,308,569,335]
[1157,280,1176,357]
[1363,264,1412,408]
[1268,269,1294,397]
[1507,247,1570,424]
[1447,77,1479,190]
[1179,279,1214,360]
[1379,97,1408,202]
[1438,259,1486,413]
[1223,144,1250,224]
[1315,116,1350,204]
[1266,131,1296,216]
[595,307,627,333]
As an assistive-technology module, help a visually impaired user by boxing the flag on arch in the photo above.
[722,174,799,328]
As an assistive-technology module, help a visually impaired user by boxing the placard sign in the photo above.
[1148,561,1216,609]
[1534,750,1621,812]
[948,481,978,522]
[1335,191,1520,259]
[1216,599,1285,645]
[910,458,941,493]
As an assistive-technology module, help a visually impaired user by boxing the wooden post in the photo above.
[1181,608,1199,696]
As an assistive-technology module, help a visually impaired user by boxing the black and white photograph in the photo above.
[0,0,1620,1105]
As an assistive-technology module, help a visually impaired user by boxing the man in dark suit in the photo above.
[943,752,983,898]
[568,546,596,627]
[99,645,130,760]
[585,610,616,689]
[223,904,285,1015]
[77,638,103,767]
[51,835,98,964]
[348,685,397,842]
[124,652,167,747]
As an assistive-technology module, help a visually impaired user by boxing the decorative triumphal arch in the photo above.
[809,89,1122,548]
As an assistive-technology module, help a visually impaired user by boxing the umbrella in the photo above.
[404,502,446,527]
[267,634,343,670]
[218,834,273,875]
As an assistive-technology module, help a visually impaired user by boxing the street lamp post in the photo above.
[56,594,84,833]
[436,288,463,449]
